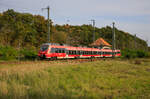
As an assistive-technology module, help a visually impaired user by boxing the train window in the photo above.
[55,48,58,53]
[103,52,105,55]
[77,51,79,55]
[80,51,82,55]
[66,50,68,54]
[99,52,101,55]
[70,50,72,55]
[92,51,94,55]
[89,51,91,55]
[50,48,55,53]
[82,51,84,55]
[76,51,78,55]
[40,45,49,51]
[83,51,85,55]
[62,49,64,53]
[58,49,61,53]
[71,50,73,55]
[79,51,81,55]
[61,48,65,53]
[74,51,76,55]
[69,50,71,55]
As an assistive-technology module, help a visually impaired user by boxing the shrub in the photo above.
[20,48,37,60]
[0,45,38,61]
[0,46,18,60]
[121,49,149,59]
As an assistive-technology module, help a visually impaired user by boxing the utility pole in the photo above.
[134,34,136,49]
[112,22,115,58]
[18,41,20,61]
[91,19,95,42]
[146,39,148,52]
[66,20,70,44]
[42,6,50,43]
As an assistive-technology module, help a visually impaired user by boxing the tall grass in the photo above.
[0,59,150,99]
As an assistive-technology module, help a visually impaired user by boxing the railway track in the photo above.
[0,57,113,65]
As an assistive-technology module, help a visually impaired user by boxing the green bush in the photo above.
[122,49,149,59]
[0,46,18,60]
[0,45,38,61]
[20,48,37,60]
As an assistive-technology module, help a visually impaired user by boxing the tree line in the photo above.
[0,9,149,60]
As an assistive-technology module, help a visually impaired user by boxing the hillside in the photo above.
[0,59,150,98]
[0,9,147,50]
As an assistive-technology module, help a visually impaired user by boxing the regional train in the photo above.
[38,43,121,60]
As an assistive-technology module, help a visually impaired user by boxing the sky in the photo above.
[0,0,150,46]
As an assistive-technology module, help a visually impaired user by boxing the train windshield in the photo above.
[40,45,49,51]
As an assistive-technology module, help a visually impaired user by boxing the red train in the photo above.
[38,43,121,60]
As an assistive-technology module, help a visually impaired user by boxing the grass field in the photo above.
[0,59,150,99]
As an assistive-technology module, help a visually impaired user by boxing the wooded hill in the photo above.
[0,9,147,50]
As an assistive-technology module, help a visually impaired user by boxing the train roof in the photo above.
[41,43,120,52]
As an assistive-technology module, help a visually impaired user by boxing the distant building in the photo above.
[89,38,111,49]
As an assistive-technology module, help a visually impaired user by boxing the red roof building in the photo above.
[89,38,111,48]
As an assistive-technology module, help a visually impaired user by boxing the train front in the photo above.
[38,44,50,59]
